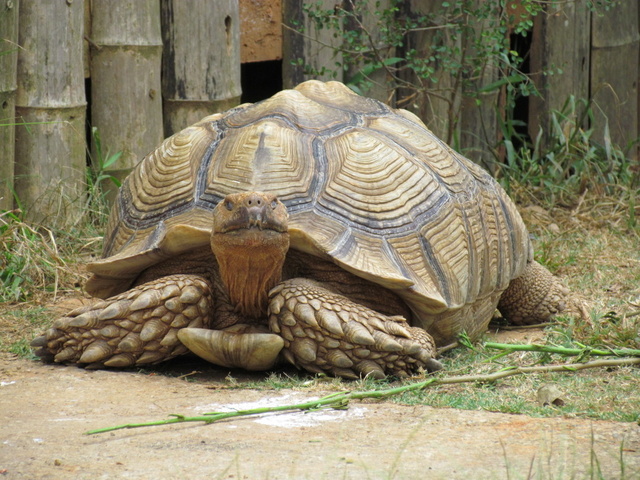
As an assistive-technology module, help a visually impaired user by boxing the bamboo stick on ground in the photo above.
[483,342,640,358]
[85,356,640,435]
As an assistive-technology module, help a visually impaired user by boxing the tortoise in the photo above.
[32,80,569,379]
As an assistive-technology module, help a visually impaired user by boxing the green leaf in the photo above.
[478,74,528,94]
[103,151,123,169]
[347,57,403,87]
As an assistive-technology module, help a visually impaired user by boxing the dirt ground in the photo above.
[1,349,639,480]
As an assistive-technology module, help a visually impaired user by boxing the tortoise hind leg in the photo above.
[31,274,213,368]
[497,261,570,325]
[268,278,441,379]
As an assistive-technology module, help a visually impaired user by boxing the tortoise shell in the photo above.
[86,80,531,344]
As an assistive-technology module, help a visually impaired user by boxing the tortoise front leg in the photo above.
[31,274,213,368]
[268,278,442,379]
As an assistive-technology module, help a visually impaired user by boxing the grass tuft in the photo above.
[499,97,639,237]
[0,210,102,303]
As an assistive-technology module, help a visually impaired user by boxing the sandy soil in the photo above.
[1,352,638,480]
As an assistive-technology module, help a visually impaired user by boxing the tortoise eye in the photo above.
[271,198,278,209]
[225,200,234,211]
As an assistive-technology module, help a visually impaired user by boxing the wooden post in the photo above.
[457,0,501,172]
[160,0,241,136]
[14,0,87,226]
[590,2,639,151]
[343,0,395,103]
[83,0,91,79]
[282,0,343,88]
[0,0,19,212]
[401,0,459,143]
[529,2,591,151]
[90,0,163,191]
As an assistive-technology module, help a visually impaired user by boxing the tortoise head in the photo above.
[211,192,290,317]
[213,191,289,239]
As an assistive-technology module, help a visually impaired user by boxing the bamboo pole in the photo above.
[342,0,395,103]
[83,0,91,79]
[160,0,241,136]
[403,0,501,167]
[14,0,87,226]
[0,0,19,212]
[89,0,164,195]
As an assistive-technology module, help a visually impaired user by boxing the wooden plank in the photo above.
[529,2,591,150]
[0,0,19,212]
[458,0,501,172]
[590,2,639,151]
[83,0,91,78]
[14,0,86,225]
[90,0,164,193]
[342,0,395,103]
[161,0,241,136]
[402,0,459,143]
[282,0,343,88]
[240,0,282,63]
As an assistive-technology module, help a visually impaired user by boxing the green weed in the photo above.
[499,96,639,221]
[7,338,37,359]
[85,126,123,225]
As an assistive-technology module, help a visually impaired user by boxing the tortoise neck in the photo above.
[211,230,289,318]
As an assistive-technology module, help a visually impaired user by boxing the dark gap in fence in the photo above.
[241,60,283,104]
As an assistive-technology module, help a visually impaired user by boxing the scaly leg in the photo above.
[497,260,570,325]
[31,274,212,368]
[268,278,441,379]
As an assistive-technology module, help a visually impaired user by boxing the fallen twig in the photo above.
[85,357,640,435]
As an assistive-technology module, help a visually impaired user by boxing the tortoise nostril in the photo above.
[246,195,263,207]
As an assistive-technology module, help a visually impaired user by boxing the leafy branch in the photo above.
[85,347,640,435]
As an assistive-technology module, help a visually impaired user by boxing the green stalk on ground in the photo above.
[85,356,640,435]
[484,342,640,358]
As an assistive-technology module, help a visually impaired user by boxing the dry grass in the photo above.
[0,209,98,353]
